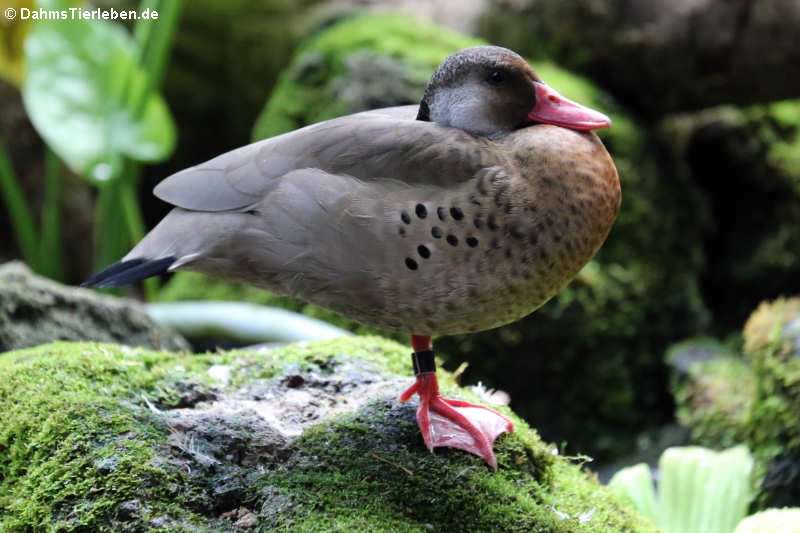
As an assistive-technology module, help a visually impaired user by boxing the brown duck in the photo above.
[84,46,620,469]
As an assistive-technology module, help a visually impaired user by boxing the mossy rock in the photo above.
[0,338,657,532]
[744,297,800,396]
[669,298,800,509]
[667,338,755,449]
[743,298,800,495]
[251,12,484,141]
[249,12,710,460]
[0,261,188,352]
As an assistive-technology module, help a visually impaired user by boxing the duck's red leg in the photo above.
[399,335,514,470]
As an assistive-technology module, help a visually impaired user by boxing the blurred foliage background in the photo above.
[1,0,799,489]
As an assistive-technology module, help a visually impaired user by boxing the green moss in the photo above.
[256,408,656,532]
[754,100,800,185]
[0,343,219,531]
[0,338,657,531]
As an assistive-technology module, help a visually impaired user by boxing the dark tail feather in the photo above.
[81,257,176,288]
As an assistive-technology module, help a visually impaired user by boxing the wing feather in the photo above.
[152,105,500,212]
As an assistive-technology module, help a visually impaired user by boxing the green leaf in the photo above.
[734,509,800,533]
[608,446,756,533]
[608,463,658,524]
[658,446,754,533]
[0,140,38,266]
[21,11,175,183]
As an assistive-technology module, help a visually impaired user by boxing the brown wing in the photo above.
[152,105,501,212]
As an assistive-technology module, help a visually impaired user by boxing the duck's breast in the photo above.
[367,125,620,335]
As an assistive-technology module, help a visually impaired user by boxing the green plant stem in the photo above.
[38,148,65,281]
[129,0,182,119]
[134,0,182,90]
[119,163,145,243]
[93,184,127,274]
[0,140,39,268]
[119,161,158,298]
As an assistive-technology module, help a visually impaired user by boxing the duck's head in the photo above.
[418,46,611,138]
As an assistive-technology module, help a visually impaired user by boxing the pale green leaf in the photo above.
[734,509,800,533]
[608,463,658,524]
[658,446,754,533]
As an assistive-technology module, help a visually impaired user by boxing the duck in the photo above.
[83,46,620,469]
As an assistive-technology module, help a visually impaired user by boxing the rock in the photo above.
[0,337,658,531]
[240,11,712,461]
[0,261,189,351]
[477,0,800,116]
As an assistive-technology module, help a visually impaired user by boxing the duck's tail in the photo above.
[81,257,177,288]
[81,206,250,289]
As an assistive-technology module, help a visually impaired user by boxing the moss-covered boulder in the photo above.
[199,11,709,460]
[743,298,800,508]
[0,261,188,352]
[0,337,658,532]
[251,12,483,141]
[669,298,800,509]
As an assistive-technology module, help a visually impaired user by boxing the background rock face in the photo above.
[478,0,800,117]
[0,261,188,352]
[659,103,800,334]
[0,337,658,532]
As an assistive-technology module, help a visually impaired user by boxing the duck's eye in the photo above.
[487,69,506,85]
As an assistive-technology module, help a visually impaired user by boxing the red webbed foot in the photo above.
[399,336,513,469]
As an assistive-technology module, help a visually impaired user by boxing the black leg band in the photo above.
[411,350,436,375]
